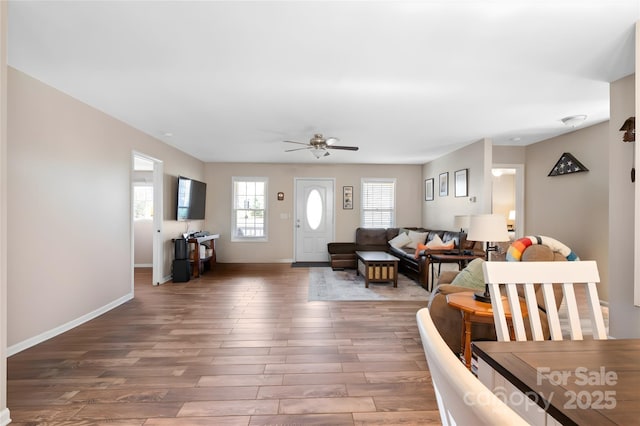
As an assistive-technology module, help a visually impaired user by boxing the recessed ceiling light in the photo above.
[162,131,173,137]
[510,137,521,142]
[561,115,587,127]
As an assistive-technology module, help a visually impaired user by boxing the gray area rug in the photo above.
[308,267,431,302]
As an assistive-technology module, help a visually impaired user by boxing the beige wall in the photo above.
[204,162,423,263]
[422,139,492,229]
[609,73,638,336]
[524,122,610,300]
[7,68,205,351]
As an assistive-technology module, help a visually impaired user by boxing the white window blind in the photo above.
[232,177,268,241]
[361,179,396,228]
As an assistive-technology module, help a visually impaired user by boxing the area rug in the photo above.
[308,267,431,302]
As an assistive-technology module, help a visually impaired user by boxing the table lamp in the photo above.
[467,214,510,302]
[453,215,470,232]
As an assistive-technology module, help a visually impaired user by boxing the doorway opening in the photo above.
[492,164,524,239]
[132,152,164,286]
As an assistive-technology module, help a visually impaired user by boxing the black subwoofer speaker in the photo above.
[172,259,191,283]
[174,238,188,260]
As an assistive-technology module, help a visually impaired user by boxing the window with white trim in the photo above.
[133,184,154,220]
[232,177,267,241]
[361,178,396,228]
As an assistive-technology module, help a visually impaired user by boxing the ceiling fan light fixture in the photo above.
[561,115,587,127]
[311,148,327,159]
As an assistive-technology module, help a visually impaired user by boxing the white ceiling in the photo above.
[8,1,640,164]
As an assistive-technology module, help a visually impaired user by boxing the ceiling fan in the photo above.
[284,133,359,158]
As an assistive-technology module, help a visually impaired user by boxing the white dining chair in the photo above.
[483,260,607,342]
[416,308,529,425]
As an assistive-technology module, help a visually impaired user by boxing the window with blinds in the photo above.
[361,178,396,228]
[232,177,268,241]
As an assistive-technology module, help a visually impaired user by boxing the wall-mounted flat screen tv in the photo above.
[176,176,206,221]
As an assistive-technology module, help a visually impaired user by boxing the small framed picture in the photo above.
[454,169,468,197]
[277,191,284,201]
[425,178,434,201]
[439,172,449,197]
[343,186,353,209]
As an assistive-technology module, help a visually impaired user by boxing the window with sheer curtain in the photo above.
[361,178,396,228]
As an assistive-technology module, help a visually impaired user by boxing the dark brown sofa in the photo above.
[327,227,478,287]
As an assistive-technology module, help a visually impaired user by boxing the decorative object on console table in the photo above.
[343,186,353,209]
[425,178,434,201]
[454,169,468,197]
[466,214,510,302]
[439,172,448,197]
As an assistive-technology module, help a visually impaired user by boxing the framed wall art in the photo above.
[343,186,353,209]
[454,169,468,197]
[425,178,434,201]
[439,172,449,197]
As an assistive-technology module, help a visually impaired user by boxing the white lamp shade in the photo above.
[454,215,470,230]
[467,214,510,243]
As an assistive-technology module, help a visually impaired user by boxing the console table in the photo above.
[188,234,219,277]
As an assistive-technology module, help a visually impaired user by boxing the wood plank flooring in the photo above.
[7,264,440,425]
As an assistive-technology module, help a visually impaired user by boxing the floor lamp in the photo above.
[467,214,510,302]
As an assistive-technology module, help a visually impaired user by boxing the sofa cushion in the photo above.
[389,232,411,248]
[450,258,486,291]
[406,230,428,249]
[426,234,455,249]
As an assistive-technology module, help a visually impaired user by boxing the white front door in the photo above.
[294,178,335,262]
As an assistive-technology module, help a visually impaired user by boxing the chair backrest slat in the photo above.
[482,261,606,342]
[416,308,529,425]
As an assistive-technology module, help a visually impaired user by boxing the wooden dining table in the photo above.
[472,339,640,425]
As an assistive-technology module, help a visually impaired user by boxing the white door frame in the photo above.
[132,151,164,286]
[293,178,335,262]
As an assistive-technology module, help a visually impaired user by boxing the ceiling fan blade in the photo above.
[285,146,313,152]
[283,140,309,146]
[327,145,359,151]
[325,137,340,145]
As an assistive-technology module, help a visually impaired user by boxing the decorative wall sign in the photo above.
[548,153,589,177]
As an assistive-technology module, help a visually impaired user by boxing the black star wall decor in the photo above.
[548,152,589,177]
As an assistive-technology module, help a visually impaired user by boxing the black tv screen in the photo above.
[177,176,207,220]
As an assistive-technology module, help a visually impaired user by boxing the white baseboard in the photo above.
[0,408,11,426]
[134,263,153,268]
[7,293,134,357]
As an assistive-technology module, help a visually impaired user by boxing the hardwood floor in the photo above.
[7,264,440,425]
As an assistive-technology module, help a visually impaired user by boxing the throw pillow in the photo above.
[450,258,486,291]
[389,232,411,249]
[426,234,455,250]
[406,230,428,249]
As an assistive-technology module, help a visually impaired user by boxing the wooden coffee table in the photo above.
[355,251,400,288]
